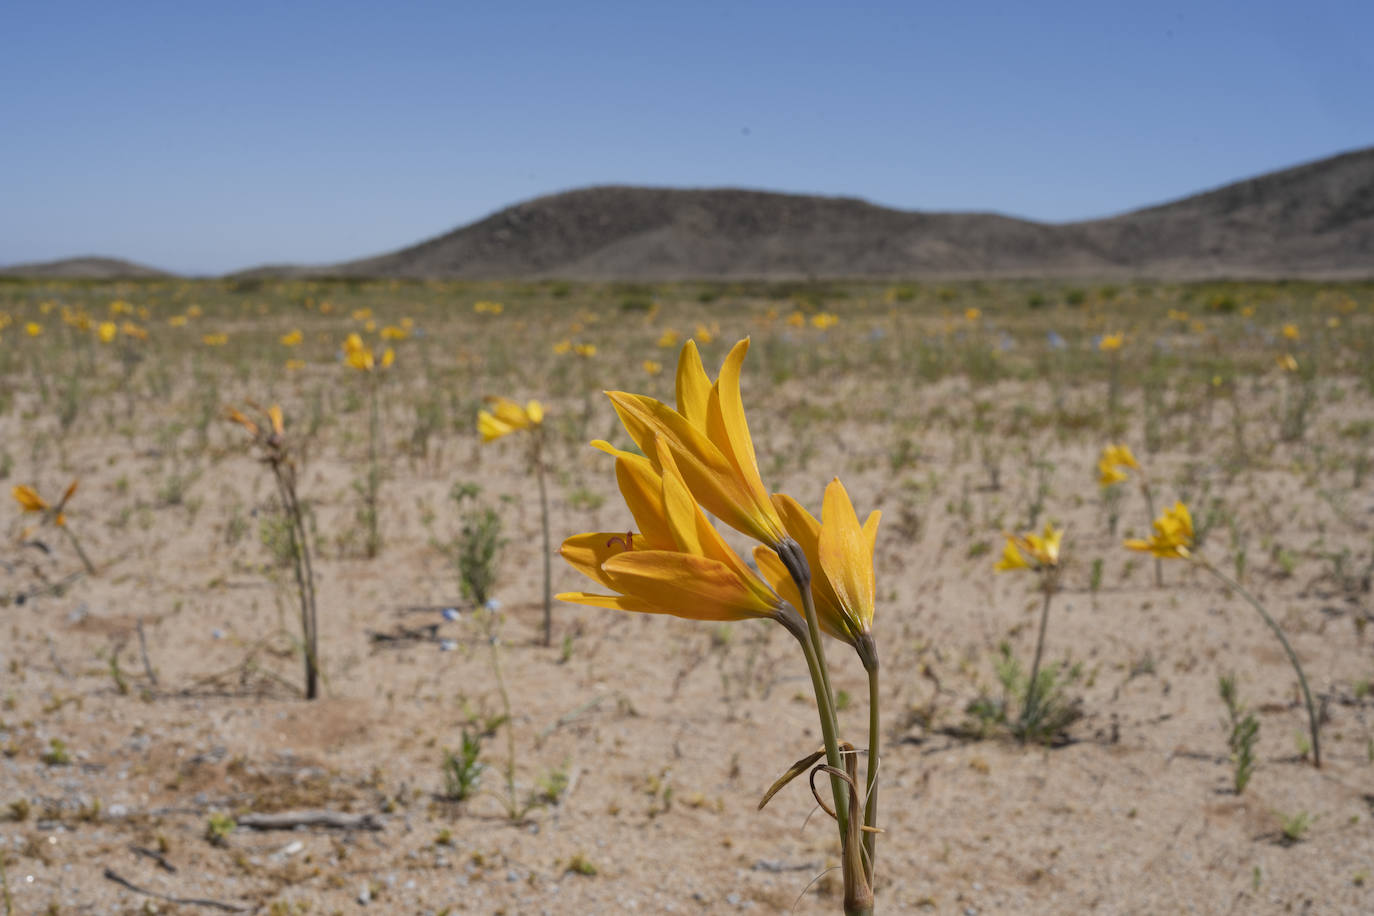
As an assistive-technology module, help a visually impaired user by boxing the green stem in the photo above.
[1141,479,1162,588]
[59,526,97,576]
[862,662,879,884]
[533,430,552,647]
[1200,560,1321,767]
[792,592,850,838]
[1019,585,1054,740]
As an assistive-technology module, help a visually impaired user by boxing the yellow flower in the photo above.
[25,322,41,337]
[202,333,228,346]
[285,358,306,371]
[477,396,545,442]
[1098,332,1124,352]
[574,343,597,358]
[97,322,118,343]
[1097,442,1138,486]
[401,317,415,329]
[351,308,373,321]
[657,329,680,349]
[380,325,408,340]
[786,311,805,328]
[552,339,572,355]
[1167,309,1189,323]
[557,438,788,625]
[280,329,303,347]
[1326,316,1341,329]
[606,338,787,549]
[473,301,504,315]
[168,314,188,327]
[642,359,662,376]
[1281,323,1299,340]
[753,481,880,659]
[995,523,1063,571]
[120,321,148,341]
[964,308,981,322]
[1241,306,1255,318]
[811,312,839,330]
[186,305,203,318]
[694,322,716,344]
[363,319,376,332]
[108,299,132,315]
[1277,353,1298,372]
[1124,502,1193,560]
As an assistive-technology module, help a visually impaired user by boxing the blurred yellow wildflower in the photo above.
[186,305,203,318]
[202,333,228,346]
[97,322,118,343]
[995,523,1063,572]
[168,314,188,327]
[786,311,806,328]
[280,329,304,347]
[1277,353,1298,372]
[473,301,504,315]
[657,329,681,348]
[694,322,718,344]
[1124,501,1193,559]
[343,332,393,371]
[1326,316,1341,329]
[964,308,982,322]
[285,358,306,371]
[380,325,408,340]
[1281,323,1299,340]
[642,359,662,376]
[574,342,597,358]
[120,321,147,341]
[1167,309,1189,323]
[552,339,572,354]
[351,308,373,321]
[811,312,839,330]
[1098,332,1124,351]
[477,396,544,442]
[25,322,41,337]
[12,480,78,527]
[1097,442,1139,486]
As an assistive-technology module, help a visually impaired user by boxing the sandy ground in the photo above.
[1,283,1371,915]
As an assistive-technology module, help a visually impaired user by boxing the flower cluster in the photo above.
[1097,442,1139,487]
[1124,501,1194,559]
[558,338,880,666]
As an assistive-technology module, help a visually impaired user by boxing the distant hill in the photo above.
[285,146,1372,281]
[0,256,173,279]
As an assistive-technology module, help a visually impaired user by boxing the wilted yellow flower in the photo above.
[1125,502,1193,560]
[574,343,597,358]
[168,314,188,327]
[12,480,78,527]
[97,322,118,343]
[642,359,662,376]
[280,329,303,347]
[657,329,680,348]
[811,312,839,330]
[1281,323,1300,340]
[477,396,545,442]
[25,322,41,337]
[1277,353,1299,372]
[964,308,982,322]
[1098,332,1124,352]
[552,339,572,355]
[202,332,228,346]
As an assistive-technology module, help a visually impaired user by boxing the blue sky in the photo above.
[3,1,1370,274]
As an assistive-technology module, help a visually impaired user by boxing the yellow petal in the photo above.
[602,551,779,621]
[268,405,285,436]
[703,339,784,544]
[380,347,395,368]
[995,538,1028,571]
[554,590,665,615]
[12,485,47,512]
[674,339,712,428]
[525,400,544,425]
[559,531,636,591]
[478,411,514,442]
[818,478,875,634]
